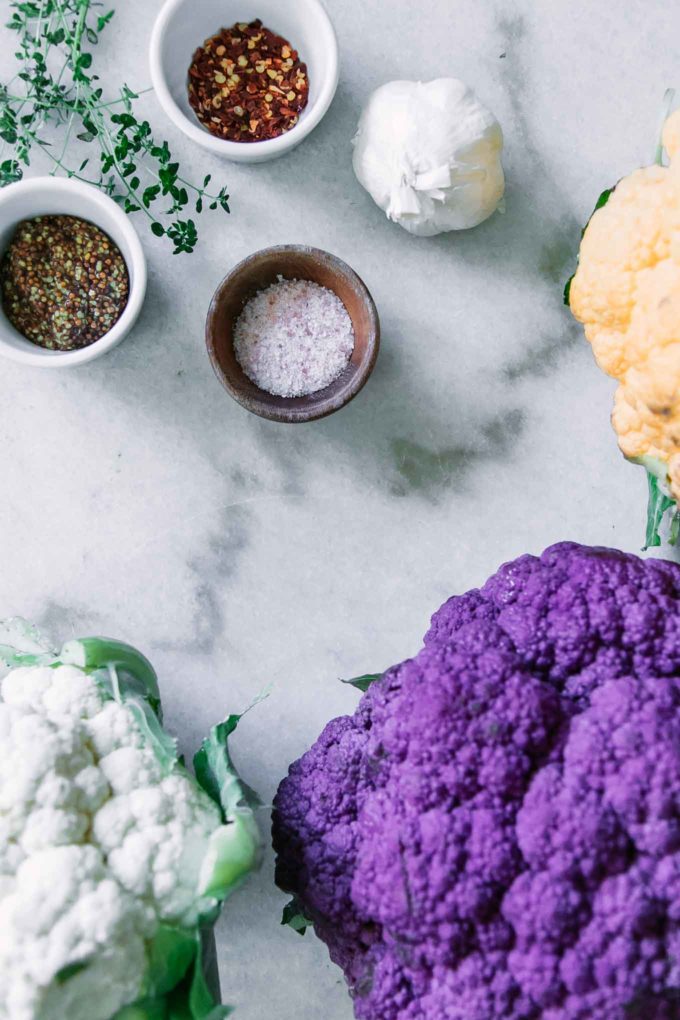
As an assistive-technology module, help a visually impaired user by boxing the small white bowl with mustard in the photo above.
[0,176,146,368]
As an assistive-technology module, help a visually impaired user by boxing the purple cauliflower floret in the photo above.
[272,543,680,1020]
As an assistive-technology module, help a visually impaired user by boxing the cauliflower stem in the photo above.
[641,459,680,548]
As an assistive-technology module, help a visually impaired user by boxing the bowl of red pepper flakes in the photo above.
[150,0,339,163]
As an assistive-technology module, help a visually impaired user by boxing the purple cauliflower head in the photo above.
[272,543,680,1020]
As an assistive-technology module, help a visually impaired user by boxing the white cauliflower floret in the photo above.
[96,773,222,925]
[1,667,53,713]
[86,699,144,758]
[0,663,225,1020]
[41,666,103,721]
[0,710,96,876]
[2,665,101,721]
[98,745,163,795]
[0,846,151,1020]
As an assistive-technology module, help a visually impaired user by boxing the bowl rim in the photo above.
[0,176,147,368]
[149,0,339,161]
[205,244,380,423]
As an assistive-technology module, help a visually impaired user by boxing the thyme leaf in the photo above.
[1,1,230,253]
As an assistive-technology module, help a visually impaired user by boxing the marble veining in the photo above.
[0,1,678,1016]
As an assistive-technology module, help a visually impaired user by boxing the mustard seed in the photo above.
[0,215,129,351]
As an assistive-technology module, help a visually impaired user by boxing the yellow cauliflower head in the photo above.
[570,109,680,506]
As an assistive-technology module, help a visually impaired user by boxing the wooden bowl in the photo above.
[205,246,380,423]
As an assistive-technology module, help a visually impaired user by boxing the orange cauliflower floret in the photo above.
[570,110,680,517]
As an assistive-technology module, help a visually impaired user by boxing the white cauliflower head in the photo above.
[0,642,259,1020]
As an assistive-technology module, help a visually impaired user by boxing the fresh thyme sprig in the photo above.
[0,0,230,253]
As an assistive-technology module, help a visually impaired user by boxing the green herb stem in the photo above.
[1,0,230,251]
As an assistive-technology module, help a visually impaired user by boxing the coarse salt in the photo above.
[233,277,355,398]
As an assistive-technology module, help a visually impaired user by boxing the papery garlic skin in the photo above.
[352,78,505,237]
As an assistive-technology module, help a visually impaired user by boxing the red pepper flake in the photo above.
[187,19,309,143]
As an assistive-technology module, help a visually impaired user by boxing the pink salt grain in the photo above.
[233,277,355,398]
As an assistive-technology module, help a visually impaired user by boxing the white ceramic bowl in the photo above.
[0,177,147,368]
[149,0,339,163]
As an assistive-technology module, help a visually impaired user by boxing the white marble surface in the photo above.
[1,1,679,1016]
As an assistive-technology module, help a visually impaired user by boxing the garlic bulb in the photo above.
[352,79,505,237]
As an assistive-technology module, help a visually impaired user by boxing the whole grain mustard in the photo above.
[0,214,129,351]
